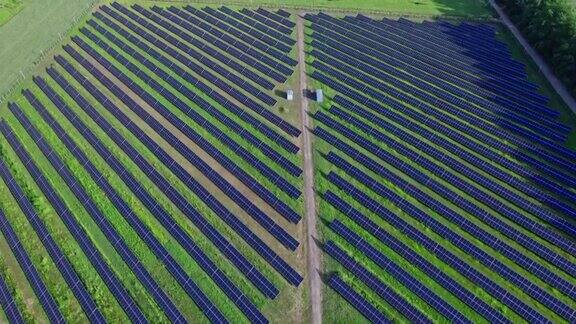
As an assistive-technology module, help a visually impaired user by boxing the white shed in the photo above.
[286,89,294,101]
[316,89,324,102]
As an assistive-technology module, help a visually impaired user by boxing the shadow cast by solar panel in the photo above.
[356,15,576,220]
[423,19,576,211]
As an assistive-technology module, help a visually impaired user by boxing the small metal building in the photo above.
[316,89,324,102]
[286,89,294,101]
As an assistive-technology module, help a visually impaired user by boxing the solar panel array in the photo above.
[326,274,391,324]
[0,5,301,322]
[323,240,432,324]
[0,149,106,324]
[8,102,200,323]
[0,119,147,323]
[309,12,576,324]
[0,207,63,323]
[0,270,23,324]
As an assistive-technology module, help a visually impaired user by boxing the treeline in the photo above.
[497,0,576,97]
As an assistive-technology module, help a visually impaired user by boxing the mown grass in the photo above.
[0,0,23,26]
[0,0,94,95]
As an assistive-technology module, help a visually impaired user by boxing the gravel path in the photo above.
[296,12,323,324]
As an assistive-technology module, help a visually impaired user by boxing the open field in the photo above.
[0,0,95,97]
[0,1,575,324]
[0,0,23,26]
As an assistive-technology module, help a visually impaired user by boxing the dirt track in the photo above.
[296,12,322,324]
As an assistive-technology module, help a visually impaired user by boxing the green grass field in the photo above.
[0,0,23,26]
[0,0,94,97]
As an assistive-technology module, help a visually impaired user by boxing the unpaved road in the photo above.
[489,0,576,116]
[296,12,322,324]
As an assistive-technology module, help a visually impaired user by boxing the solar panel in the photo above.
[309,71,576,238]
[328,96,576,253]
[161,6,292,78]
[0,119,147,323]
[69,34,302,224]
[0,203,63,323]
[92,11,302,174]
[315,111,576,289]
[0,152,106,324]
[56,55,302,285]
[318,145,575,321]
[108,4,301,138]
[322,170,548,323]
[8,101,199,323]
[30,77,268,323]
[256,8,295,28]
[324,240,433,324]
[310,47,567,140]
[0,269,24,324]
[324,196,510,324]
[308,17,556,117]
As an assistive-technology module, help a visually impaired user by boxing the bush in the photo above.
[497,0,576,97]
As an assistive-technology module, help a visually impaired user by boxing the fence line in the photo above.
[0,0,98,105]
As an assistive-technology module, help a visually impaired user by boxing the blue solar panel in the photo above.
[318,144,575,321]
[255,8,295,28]
[315,112,576,295]
[276,9,291,18]
[71,31,303,223]
[309,72,576,237]
[0,151,106,324]
[327,274,391,324]
[322,171,549,323]
[55,54,302,286]
[0,270,24,324]
[192,6,296,65]
[8,101,196,323]
[324,195,510,324]
[39,71,279,300]
[0,119,147,323]
[157,6,291,81]
[124,5,276,95]
[109,4,301,138]
[327,227,470,324]
[324,240,433,324]
[29,78,267,323]
[0,207,62,323]
[311,13,544,106]
[92,10,302,175]
[307,16,576,164]
[327,96,576,253]
[310,46,568,141]
[245,8,293,34]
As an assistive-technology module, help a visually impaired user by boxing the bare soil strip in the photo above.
[296,12,322,324]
